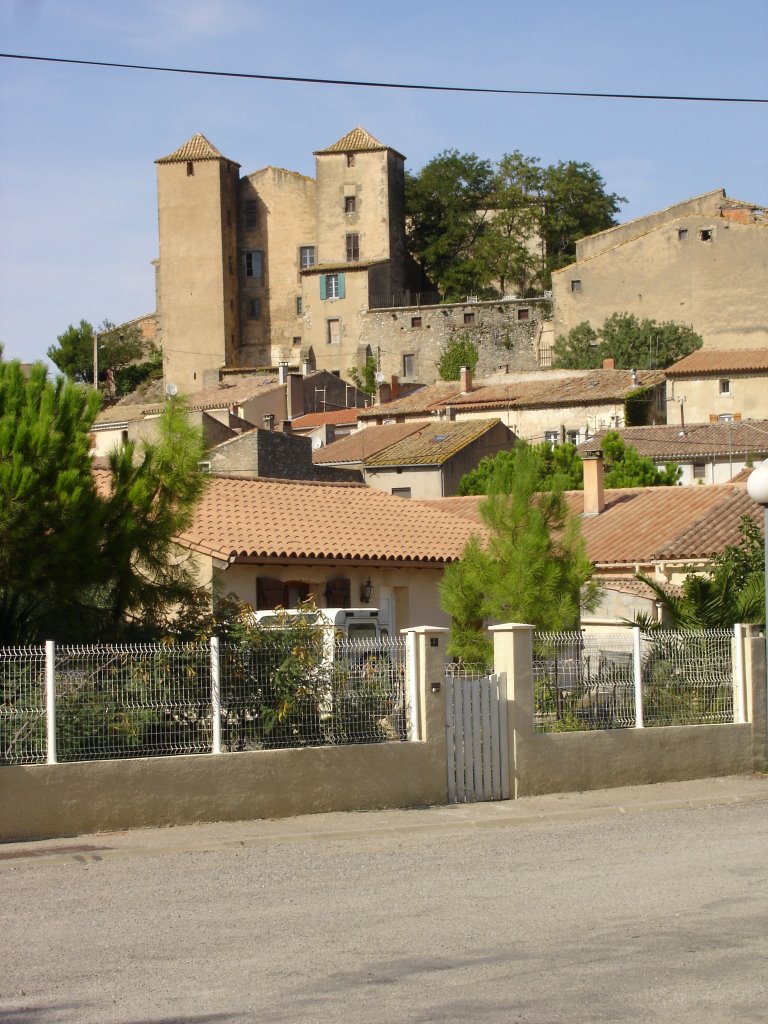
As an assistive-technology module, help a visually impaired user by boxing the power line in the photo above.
[1,52,766,104]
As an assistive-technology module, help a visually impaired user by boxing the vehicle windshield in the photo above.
[347,622,378,639]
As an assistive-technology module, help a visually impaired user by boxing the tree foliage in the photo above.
[633,516,765,629]
[406,150,624,298]
[348,354,378,395]
[459,433,679,496]
[442,443,596,664]
[0,352,207,642]
[437,335,479,381]
[48,318,158,395]
[553,313,703,370]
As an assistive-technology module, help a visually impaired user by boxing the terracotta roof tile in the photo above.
[156,133,236,165]
[578,421,768,461]
[421,484,764,566]
[314,127,402,156]
[292,409,368,429]
[177,477,480,563]
[358,382,463,419]
[313,422,424,465]
[364,419,506,467]
[301,258,389,273]
[667,349,768,375]
[448,370,665,411]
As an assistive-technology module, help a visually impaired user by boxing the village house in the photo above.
[313,418,516,498]
[664,348,768,426]
[551,190,768,350]
[578,421,768,486]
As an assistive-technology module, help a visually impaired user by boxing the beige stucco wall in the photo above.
[552,212,768,349]
[239,168,316,367]
[301,267,370,373]
[454,399,644,444]
[157,158,240,392]
[666,372,768,424]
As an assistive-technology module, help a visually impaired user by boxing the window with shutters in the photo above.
[320,273,345,300]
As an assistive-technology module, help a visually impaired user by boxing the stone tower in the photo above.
[155,133,241,392]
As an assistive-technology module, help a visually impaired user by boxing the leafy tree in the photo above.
[48,318,154,392]
[458,434,679,496]
[0,351,207,642]
[437,336,479,381]
[348,354,378,396]
[442,442,596,664]
[553,313,703,370]
[405,150,495,299]
[633,516,765,629]
[539,161,625,281]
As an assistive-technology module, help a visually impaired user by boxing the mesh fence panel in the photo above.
[641,629,734,726]
[0,646,47,765]
[534,632,636,732]
[219,635,408,749]
[534,629,735,732]
[54,643,212,761]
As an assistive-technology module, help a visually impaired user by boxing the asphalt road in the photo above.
[2,778,768,1024]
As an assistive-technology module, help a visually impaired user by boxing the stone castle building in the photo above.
[154,128,548,393]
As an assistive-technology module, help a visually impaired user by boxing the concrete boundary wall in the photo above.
[492,623,767,799]
[0,628,449,843]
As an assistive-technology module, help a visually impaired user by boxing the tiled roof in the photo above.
[156,133,236,165]
[358,382,463,420]
[301,258,389,274]
[92,403,149,427]
[578,421,768,461]
[313,423,424,465]
[314,127,399,156]
[666,349,768,376]
[597,577,684,600]
[421,484,763,566]
[176,477,480,563]
[292,409,368,429]
[448,370,665,411]
[364,419,505,468]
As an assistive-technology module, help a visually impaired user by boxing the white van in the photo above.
[251,607,383,639]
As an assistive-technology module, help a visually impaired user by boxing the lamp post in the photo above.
[746,458,768,641]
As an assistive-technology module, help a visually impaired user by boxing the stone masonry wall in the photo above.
[361,298,550,383]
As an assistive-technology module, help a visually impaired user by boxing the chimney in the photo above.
[460,365,473,394]
[301,358,312,377]
[631,368,639,387]
[281,420,292,434]
[602,358,615,371]
[262,413,275,431]
[582,452,605,515]
[278,361,289,385]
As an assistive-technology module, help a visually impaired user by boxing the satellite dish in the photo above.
[311,435,323,450]
[374,371,385,384]
[166,382,178,397]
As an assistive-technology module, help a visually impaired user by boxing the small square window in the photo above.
[693,462,706,480]
[244,250,263,278]
[719,378,731,395]
[718,413,733,422]
[544,430,559,446]
[517,308,530,321]
[249,298,261,320]
[292,336,301,346]
[186,161,194,177]
[566,430,579,445]
[411,316,422,328]
[344,196,356,214]
[346,153,355,167]
[571,280,582,293]
[403,353,416,377]
[345,233,360,262]
[391,487,412,499]
[296,296,303,315]
[699,229,713,242]
[299,246,315,269]
[678,228,688,241]
[463,312,475,325]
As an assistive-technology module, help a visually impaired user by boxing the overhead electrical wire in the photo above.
[1,52,766,104]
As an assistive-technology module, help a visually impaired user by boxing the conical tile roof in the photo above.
[156,133,238,165]
[314,126,403,158]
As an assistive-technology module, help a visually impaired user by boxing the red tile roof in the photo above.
[313,422,424,465]
[176,477,481,564]
[578,421,768,461]
[448,370,665,411]
[667,349,768,376]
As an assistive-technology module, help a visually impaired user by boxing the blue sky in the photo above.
[1,0,766,365]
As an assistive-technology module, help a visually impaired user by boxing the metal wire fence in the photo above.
[533,628,736,732]
[0,635,409,765]
[0,645,47,765]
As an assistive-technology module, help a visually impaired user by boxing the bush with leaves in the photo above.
[438,335,479,381]
[553,313,702,370]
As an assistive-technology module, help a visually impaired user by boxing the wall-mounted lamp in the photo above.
[360,577,373,605]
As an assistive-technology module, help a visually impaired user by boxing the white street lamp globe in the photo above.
[747,459,768,506]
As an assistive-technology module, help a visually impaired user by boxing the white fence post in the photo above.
[45,639,57,765]
[210,636,222,755]
[632,627,644,729]
[734,624,747,724]
[406,629,420,741]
